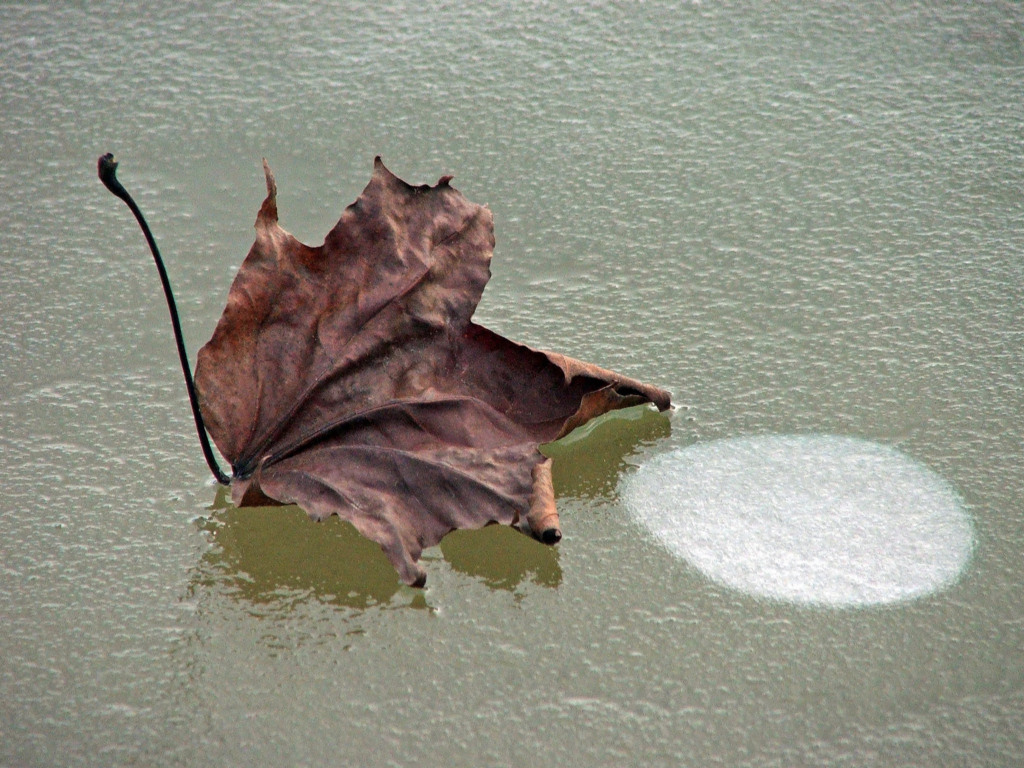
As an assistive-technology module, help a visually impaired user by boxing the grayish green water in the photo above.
[2,2,1023,765]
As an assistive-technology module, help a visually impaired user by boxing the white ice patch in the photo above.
[623,435,973,607]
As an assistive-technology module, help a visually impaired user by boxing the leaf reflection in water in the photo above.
[544,404,674,499]
[197,489,407,611]
[192,404,673,606]
[196,489,558,605]
[439,524,561,591]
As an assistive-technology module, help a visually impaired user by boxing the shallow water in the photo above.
[3,2,1023,766]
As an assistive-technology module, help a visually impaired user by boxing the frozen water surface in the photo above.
[3,1,1023,766]
[624,435,974,606]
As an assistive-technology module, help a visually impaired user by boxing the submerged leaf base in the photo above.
[195,158,671,586]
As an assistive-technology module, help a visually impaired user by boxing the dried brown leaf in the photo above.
[195,158,670,586]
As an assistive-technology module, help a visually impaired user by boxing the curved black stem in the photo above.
[98,153,231,486]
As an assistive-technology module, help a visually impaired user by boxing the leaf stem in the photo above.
[97,153,231,486]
